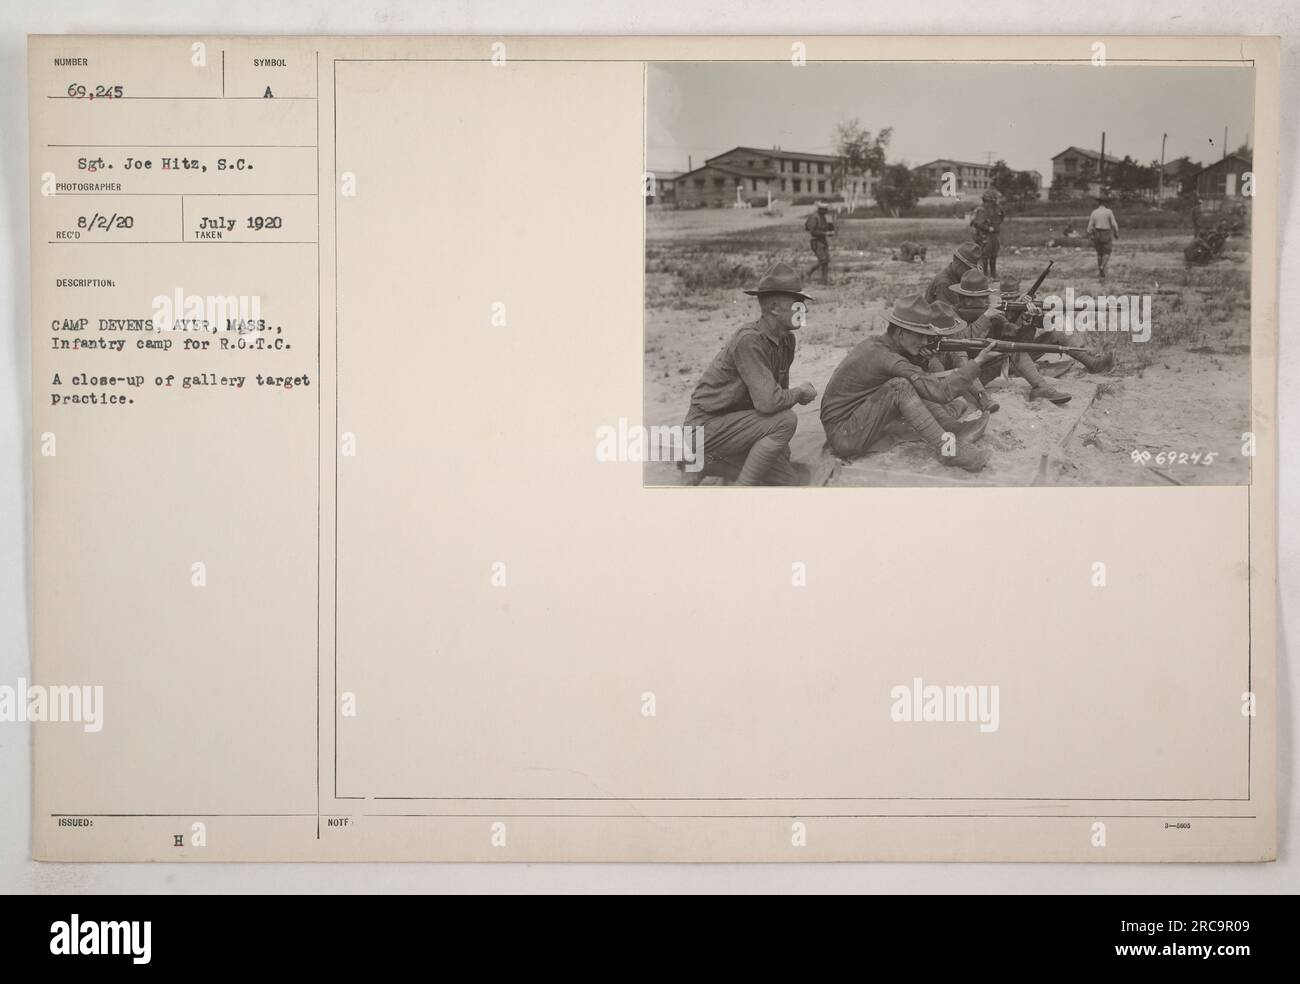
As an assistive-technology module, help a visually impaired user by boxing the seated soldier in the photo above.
[997,276,1114,374]
[923,241,982,306]
[819,294,997,472]
[947,269,1072,405]
[680,263,818,486]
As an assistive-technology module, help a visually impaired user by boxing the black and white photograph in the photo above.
[644,62,1255,487]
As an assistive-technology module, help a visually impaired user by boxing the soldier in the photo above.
[804,200,835,285]
[948,269,1072,405]
[820,294,997,472]
[923,241,982,306]
[997,276,1114,374]
[1087,192,1120,281]
[681,263,819,486]
[970,190,1005,276]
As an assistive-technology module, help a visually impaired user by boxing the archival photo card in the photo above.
[643,62,1256,488]
[27,35,1276,863]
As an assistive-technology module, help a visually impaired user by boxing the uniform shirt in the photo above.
[687,315,798,418]
[805,211,834,240]
[1087,206,1119,242]
[970,204,1004,241]
[923,263,962,305]
[820,333,980,430]
[960,308,1017,343]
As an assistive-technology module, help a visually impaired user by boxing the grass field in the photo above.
[644,208,1252,487]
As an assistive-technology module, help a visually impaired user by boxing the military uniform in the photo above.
[804,207,834,284]
[970,199,1005,276]
[683,264,813,485]
[924,265,961,306]
[818,295,991,472]
[924,242,982,306]
[821,334,980,458]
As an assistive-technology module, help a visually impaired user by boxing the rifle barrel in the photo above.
[1026,259,1054,299]
[938,338,1084,356]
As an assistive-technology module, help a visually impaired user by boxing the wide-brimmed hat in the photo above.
[953,242,982,268]
[814,200,830,209]
[982,189,999,202]
[887,294,958,337]
[998,277,1021,298]
[743,263,812,302]
[928,300,963,336]
[950,269,993,297]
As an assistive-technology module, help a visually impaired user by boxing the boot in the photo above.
[945,411,989,443]
[1072,349,1114,373]
[1028,384,1072,405]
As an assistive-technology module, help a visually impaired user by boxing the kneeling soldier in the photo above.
[681,263,819,485]
[819,294,997,472]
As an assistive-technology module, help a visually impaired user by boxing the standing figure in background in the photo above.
[804,200,835,285]
[1087,193,1120,281]
[970,189,1005,277]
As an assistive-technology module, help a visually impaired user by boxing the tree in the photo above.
[832,120,891,211]
[1108,155,1158,202]
[1071,158,1097,193]
[875,163,922,217]
[989,159,1039,205]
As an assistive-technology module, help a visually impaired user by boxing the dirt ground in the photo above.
[644,208,1251,487]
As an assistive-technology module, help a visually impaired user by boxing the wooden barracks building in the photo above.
[671,146,874,207]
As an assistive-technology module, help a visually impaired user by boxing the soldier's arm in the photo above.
[733,335,801,414]
[881,349,980,404]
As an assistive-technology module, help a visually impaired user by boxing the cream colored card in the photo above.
[28,35,1276,861]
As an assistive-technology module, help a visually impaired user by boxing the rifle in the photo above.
[996,260,1054,331]
[937,337,1085,357]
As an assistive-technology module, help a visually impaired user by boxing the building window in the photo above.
[751,179,758,191]
[818,180,826,193]
[817,162,825,174]
[793,179,801,192]
[694,178,704,189]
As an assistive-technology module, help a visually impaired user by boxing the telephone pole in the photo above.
[1158,132,1167,200]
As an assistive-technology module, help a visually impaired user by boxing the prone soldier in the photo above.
[893,241,927,262]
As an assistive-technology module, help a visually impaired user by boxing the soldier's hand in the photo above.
[794,382,818,405]
[971,340,1000,367]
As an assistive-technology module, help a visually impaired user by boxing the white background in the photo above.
[1,0,1295,893]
